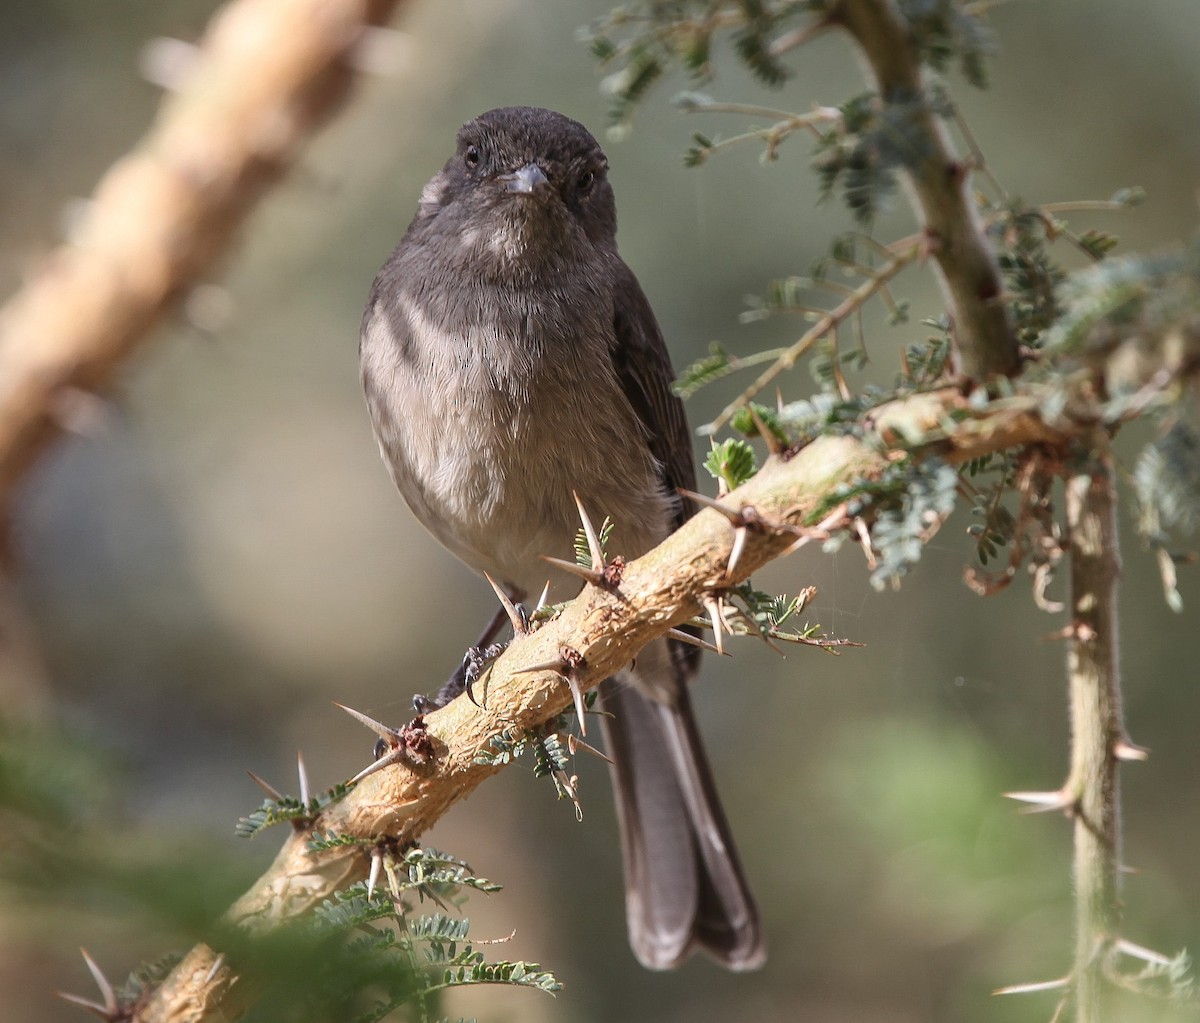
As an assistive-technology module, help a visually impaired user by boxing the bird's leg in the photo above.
[412,585,528,712]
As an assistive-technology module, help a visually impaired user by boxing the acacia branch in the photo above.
[0,0,408,507]
[831,0,1019,381]
[133,385,1074,1023]
[1064,447,1126,1020]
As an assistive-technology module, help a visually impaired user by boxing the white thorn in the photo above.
[79,948,118,1015]
[55,991,112,1017]
[484,572,527,634]
[703,596,726,657]
[539,555,606,587]
[535,580,551,612]
[1115,939,1173,966]
[666,627,723,655]
[1004,789,1073,813]
[567,733,613,764]
[565,671,588,737]
[246,770,284,800]
[202,953,226,988]
[346,747,406,786]
[512,660,566,675]
[727,526,748,579]
[367,848,383,900]
[297,752,310,806]
[993,976,1071,996]
[1114,738,1150,762]
[333,702,399,743]
[678,487,743,525]
[572,491,605,571]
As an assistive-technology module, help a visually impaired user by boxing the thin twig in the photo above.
[705,240,922,433]
[831,0,1019,381]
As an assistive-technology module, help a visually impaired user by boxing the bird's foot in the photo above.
[411,601,529,713]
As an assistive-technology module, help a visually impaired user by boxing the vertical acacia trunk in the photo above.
[1064,451,1123,1021]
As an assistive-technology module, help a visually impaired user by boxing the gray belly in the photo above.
[361,293,673,596]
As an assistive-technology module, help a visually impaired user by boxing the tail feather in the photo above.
[597,671,764,971]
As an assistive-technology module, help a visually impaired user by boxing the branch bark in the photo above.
[832,0,1019,382]
[132,385,1075,1022]
[0,0,408,507]
[1064,446,1125,1020]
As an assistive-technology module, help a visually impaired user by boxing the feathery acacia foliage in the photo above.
[585,2,1200,1020]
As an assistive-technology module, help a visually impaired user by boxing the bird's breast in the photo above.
[361,278,670,592]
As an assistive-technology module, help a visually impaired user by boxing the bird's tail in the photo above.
[597,673,765,971]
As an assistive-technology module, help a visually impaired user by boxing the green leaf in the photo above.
[674,341,732,397]
[730,402,789,446]
[704,439,758,490]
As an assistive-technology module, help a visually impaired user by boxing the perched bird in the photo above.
[359,106,763,970]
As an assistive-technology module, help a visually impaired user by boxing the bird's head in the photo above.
[415,106,617,272]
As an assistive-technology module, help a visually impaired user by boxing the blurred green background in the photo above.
[2,1,1198,1021]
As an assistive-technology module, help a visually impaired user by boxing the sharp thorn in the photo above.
[572,491,606,571]
[1004,789,1074,813]
[347,747,407,786]
[296,752,310,806]
[565,670,588,737]
[202,953,226,988]
[512,660,566,675]
[1114,738,1150,761]
[535,580,551,612]
[567,732,613,764]
[775,385,785,416]
[1115,938,1173,966]
[853,517,877,569]
[727,526,748,579]
[55,991,114,1019]
[748,403,783,456]
[703,596,726,657]
[539,555,607,588]
[993,977,1071,996]
[367,847,383,900]
[666,627,723,655]
[79,948,118,1015]
[333,702,401,744]
[780,533,814,556]
[483,572,527,635]
[246,770,284,801]
[677,487,744,525]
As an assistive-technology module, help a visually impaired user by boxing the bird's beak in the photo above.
[499,163,550,194]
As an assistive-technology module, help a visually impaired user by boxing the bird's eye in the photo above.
[576,170,595,194]
[464,145,481,169]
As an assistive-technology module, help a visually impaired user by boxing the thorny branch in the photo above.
[1064,451,1128,1019]
[131,384,1076,1022]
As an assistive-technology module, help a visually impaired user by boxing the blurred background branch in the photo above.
[0,0,407,507]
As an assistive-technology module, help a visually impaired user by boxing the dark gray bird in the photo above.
[359,106,764,971]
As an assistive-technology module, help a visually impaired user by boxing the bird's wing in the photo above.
[609,261,697,531]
